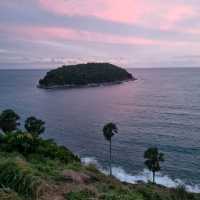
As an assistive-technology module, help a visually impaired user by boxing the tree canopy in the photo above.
[103,122,118,141]
[25,116,45,137]
[0,109,20,133]
[144,147,164,183]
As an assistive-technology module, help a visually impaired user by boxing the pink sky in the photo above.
[39,0,197,29]
[0,0,200,68]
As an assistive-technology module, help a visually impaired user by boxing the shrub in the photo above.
[171,185,196,200]
[99,191,143,200]
[65,188,96,200]
[36,139,80,163]
[0,109,20,133]
[0,131,37,155]
[25,117,45,137]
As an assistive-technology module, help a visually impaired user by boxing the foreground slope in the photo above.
[0,147,199,200]
[0,109,199,200]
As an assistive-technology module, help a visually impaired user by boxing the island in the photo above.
[38,62,136,89]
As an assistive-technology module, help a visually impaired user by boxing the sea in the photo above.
[0,67,200,192]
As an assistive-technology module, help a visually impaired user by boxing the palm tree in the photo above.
[0,109,20,133]
[144,147,164,184]
[25,116,45,138]
[103,122,118,176]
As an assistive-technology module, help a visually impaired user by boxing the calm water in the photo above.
[0,68,200,190]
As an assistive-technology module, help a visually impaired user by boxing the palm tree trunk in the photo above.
[109,140,112,176]
[153,171,155,184]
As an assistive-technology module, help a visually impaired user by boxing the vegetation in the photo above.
[103,122,118,176]
[0,109,20,133]
[144,147,165,184]
[0,109,199,200]
[25,117,45,138]
[38,63,134,88]
[0,109,80,199]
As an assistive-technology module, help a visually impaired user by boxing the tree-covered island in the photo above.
[38,63,136,89]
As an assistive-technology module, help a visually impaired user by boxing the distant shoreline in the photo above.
[37,78,136,89]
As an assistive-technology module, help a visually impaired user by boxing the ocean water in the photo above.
[0,68,200,192]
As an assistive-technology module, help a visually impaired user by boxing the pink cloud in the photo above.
[160,5,196,30]
[0,25,184,46]
[38,0,153,24]
[38,0,197,32]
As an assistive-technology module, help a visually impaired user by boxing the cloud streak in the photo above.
[0,0,200,67]
[1,25,188,46]
[39,0,198,29]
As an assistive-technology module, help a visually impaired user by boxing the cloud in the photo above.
[160,5,197,30]
[1,25,191,47]
[1,0,199,42]
[39,0,150,24]
[0,0,200,67]
[38,0,198,30]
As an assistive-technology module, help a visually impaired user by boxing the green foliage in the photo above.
[65,162,82,171]
[0,157,45,200]
[36,139,80,163]
[100,192,143,200]
[39,63,134,87]
[25,117,45,137]
[0,131,36,154]
[0,110,79,164]
[133,184,200,200]
[171,185,197,200]
[27,155,63,179]
[144,147,164,183]
[65,188,96,200]
[0,134,80,164]
[0,109,20,133]
[0,108,199,200]
[135,185,164,200]
[97,183,143,200]
[0,188,22,200]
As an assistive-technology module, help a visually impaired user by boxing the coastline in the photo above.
[82,157,200,194]
[37,78,136,89]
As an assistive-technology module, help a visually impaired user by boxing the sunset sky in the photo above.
[0,0,200,68]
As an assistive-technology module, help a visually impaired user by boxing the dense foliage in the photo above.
[0,110,79,162]
[0,109,80,199]
[25,117,45,137]
[39,63,134,87]
[0,109,20,133]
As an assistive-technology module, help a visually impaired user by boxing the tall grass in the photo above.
[0,157,46,200]
[0,188,22,200]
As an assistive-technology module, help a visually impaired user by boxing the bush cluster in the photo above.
[0,109,80,163]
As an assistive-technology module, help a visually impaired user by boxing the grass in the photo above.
[0,188,22,200]
[0,151,199,200]
[0,133,199,200]
[0,157,45,199]
[0,138,81,200]
[65,188,96,200]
